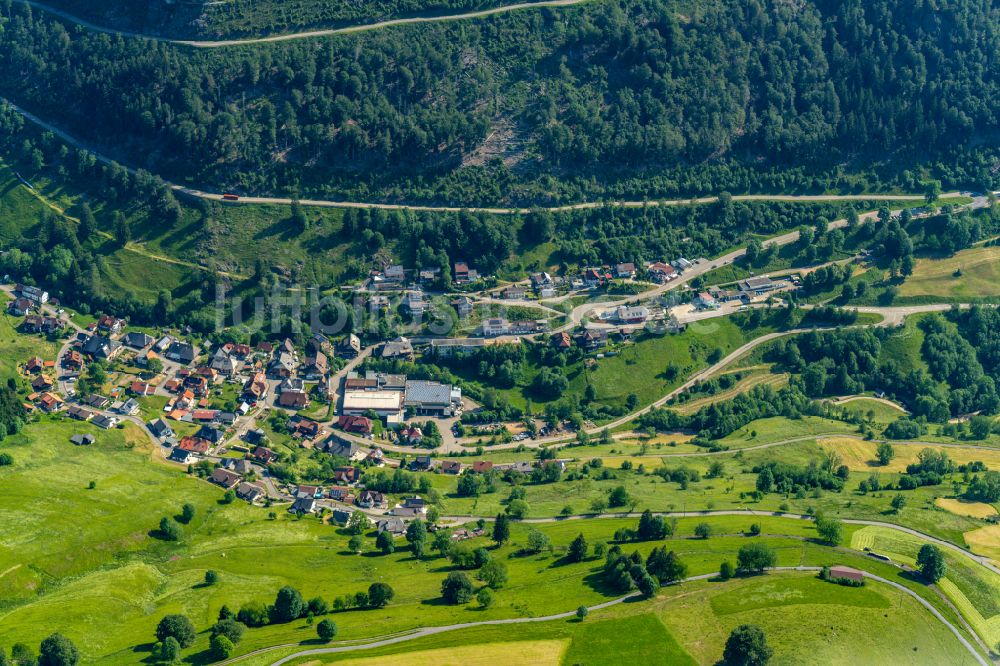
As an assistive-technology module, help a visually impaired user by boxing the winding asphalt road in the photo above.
[257,566,986,666]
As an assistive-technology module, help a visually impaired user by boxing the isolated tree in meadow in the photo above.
[876,442,895,466]
[158,516,181,541]
[736,543,776,574]
[723,624,772,666]
[38,633,79,666]
[376,531,395,554]
[477,587,494,608]
[316,619,338,641]
[157,637,180,663]
[204,570,218,585]
[156,614,196,648]
[441,571,474,604]
[719,561,735,580]
[526,529,550,553]
[346,511,369,535]
[917,544,946,583]
[815,515,843,546]
[576,605,589,621]
[492,513,510,546]
[348,535,363,553]
[567,533,589,562]
[179,503,196,524]
[478,560,508,589]
[694,522,712,539]
[210,618,245,645]
[368,582,395,608]
[209,635,234,660]
[271,586,306,623]
[890,494,907,512]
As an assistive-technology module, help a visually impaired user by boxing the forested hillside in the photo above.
[30,0,511,39]
[0,0,997,204]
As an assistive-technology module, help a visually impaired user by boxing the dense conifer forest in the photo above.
[0,0,996,204]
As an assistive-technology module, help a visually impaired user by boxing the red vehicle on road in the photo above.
[222,193,239,201]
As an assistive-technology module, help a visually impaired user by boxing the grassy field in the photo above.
[833,397,908,423]
[936,498,998,519]
[900,245,1000,301]
[851,525,1000,648]
[283,571,977,666]
[818,437,1000,473]
[0,407,995,664]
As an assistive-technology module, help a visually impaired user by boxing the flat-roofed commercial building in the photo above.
[342,390,404,423]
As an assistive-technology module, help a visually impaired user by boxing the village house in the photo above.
[250,445,277,464]
[7,298,33,316]
[148,418,174,440]
[338,414,373,434]
[82,335,122,360]
[551,331,572,350]
[237,482,266,504]
[165,341,197,364]
[376,517,406,535]
[482,317,509,337]
[441,460,462,475]
[210,348,240,376]
[16,283,49,304]
[61,350,83,370]
[647,262,678,283]
[451,296,474,318]
[380,337,414,361]
[338,333,361,359]
[83,394,111,409]
[576,329,608,350]
[67,405,94,421]
[326,439,363,461]
[301,350,328,379]
[471,460,494,474]
[92,413,119,429]
[405,290,425,316]
[289,416,321,440]
[179,436,211,454]
[211,467,242,490]
[70,433,96,446]
[25,357,44,374]
[615,262,637,278]
[502,285,527,300]
[332,466,362,485]
[268,351,296,378]
[130,381,155,397]
[122,331,154,349]
[278,390,309,410]
[220,458,257,476]
[21,315,62,334]
[357,490,387,509]
[409,456,435,472]
[612,305,650,324]
[96,314,127,336]
[695,292,720,310]
[31,375,53,392]
[290,497,318,514]
[168,447,197,464]
[243,372,268,402]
